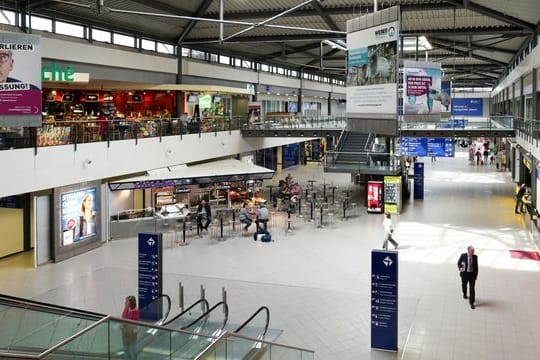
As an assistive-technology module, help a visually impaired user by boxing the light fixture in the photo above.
[322,39,347,51]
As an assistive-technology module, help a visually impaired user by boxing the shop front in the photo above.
[107,159,274,240]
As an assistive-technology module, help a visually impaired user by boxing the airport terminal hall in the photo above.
[1,1,540,359]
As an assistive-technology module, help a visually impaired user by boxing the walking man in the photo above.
[457,246,478,309]
[515,184,526,214]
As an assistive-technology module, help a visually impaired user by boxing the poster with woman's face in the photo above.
[61,187,97,245]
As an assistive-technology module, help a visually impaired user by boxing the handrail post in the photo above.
[179,282,184,311]
[200,285,206,311]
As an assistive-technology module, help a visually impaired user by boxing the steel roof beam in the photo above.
[182,33,345,45]
[177,0,213,43]
[444,0,535,32]
[402,27,530,36]
[428,36,516,55]
[310,0,340,31]
[429,39,507,66]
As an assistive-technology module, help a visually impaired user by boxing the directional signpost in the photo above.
[138,232,163,321]
[371,250,398,352]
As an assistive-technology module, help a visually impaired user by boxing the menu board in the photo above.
[384,183,398,203]
[371,250,398,351]
[138,232,163,321]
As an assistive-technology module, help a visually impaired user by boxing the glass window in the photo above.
[277,67,284,75]
[0,10,16,25]
[113,33,135,47]
[181,47,190,57]
[210,53,218,62]
[219,55,230,65]
[242,60,252,69]
[234,58,242,67]
[29,15,52,32]
[92,28,111,43]
[157,42,174,54]
[141,39,155,51]
[261,64,269,72]
[56,21,85,38]
[192,49,205,59]
[291,70,298,77]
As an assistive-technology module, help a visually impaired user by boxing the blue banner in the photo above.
[371,250,398,352]
[440,80,451,112]
[414,162,424,199]
[138,232,163,321]
[452,98,483,116]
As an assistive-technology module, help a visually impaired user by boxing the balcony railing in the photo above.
[0,116,247,152]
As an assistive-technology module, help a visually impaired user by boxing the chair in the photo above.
[109,123,122,140]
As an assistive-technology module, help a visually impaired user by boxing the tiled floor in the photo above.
[1,147,540,359]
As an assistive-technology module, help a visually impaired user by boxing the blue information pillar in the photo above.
[138,232,163,321]
[413,162,424,199]
[371,250,398,352]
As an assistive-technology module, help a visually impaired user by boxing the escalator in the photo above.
[138,294,172,325]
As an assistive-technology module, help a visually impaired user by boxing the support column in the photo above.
[511,83,515,116]
[175,47,183,117]
[276,146,283,176]
[297,85,303,116]
[520,76,525,118]
[532,68,537,121]
[327,92,332,116]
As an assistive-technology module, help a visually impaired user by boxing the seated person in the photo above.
[239,203,252,231]
[255,204,269,231]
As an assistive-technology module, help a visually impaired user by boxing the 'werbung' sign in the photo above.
[0,31,42,127]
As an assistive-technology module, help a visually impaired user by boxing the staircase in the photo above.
[334,132,372,165]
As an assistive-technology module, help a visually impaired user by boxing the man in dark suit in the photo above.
[457,246,479,309]
[196,199,212,233]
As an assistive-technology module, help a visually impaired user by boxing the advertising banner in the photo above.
[403,61,442,121]
[367,181,384,213]
[0,31,41,127]
[452,98,483,116]
[441,80,452,112]
[138,232,163,321]
[371,250,398,352]
[248,102,261,124]
[346,20,399,119]
[60,187,97,246]
[384,176,401,214]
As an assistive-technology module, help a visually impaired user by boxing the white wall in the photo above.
[183,60,258,84]
[492,44,540,97]
[0,132,309,198]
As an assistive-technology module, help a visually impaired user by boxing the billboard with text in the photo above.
[403,61,442,121]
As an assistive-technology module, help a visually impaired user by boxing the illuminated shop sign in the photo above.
[41,62,90,83]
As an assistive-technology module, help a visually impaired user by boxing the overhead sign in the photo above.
[138,232,163,321]
[0,31,42,127]
[401,137,454,157]
[452,98,483,116]
[371,250,398,352]
[41,63,90,83]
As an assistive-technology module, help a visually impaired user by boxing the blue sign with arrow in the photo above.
[138,232,163,321]
[371,250,398,352]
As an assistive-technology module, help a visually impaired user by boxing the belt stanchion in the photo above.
[232,211,236,232]
[219,217,224,240]
[298,198,303,218]
[331,187,336,205]
[342,200,347,219]
[287,210,293,233]
[317,206,324,228]
[179,220,189,246]
[309,201,314,222]
[323,184,327,198]
[304,188,309,199]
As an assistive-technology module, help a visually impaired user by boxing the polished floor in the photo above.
[1,147,540,360]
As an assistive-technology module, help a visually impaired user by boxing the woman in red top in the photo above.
[121,295,139,359]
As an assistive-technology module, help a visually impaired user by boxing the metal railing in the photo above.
[241,114,346,131]
[324,151,402,174]
[0,115,248,152]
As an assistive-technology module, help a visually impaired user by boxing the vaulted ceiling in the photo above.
[4,0,540,88]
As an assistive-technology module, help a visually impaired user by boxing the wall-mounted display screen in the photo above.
[187,94,198,103]
[130,94,142,103]
[61,187,97,245]
[61,94,74,102]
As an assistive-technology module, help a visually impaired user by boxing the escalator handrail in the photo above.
[161,298,209,327]
[180,301,229,332]
[139,294,172,325]
[234,306,270,339]
[0,293,106,320]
